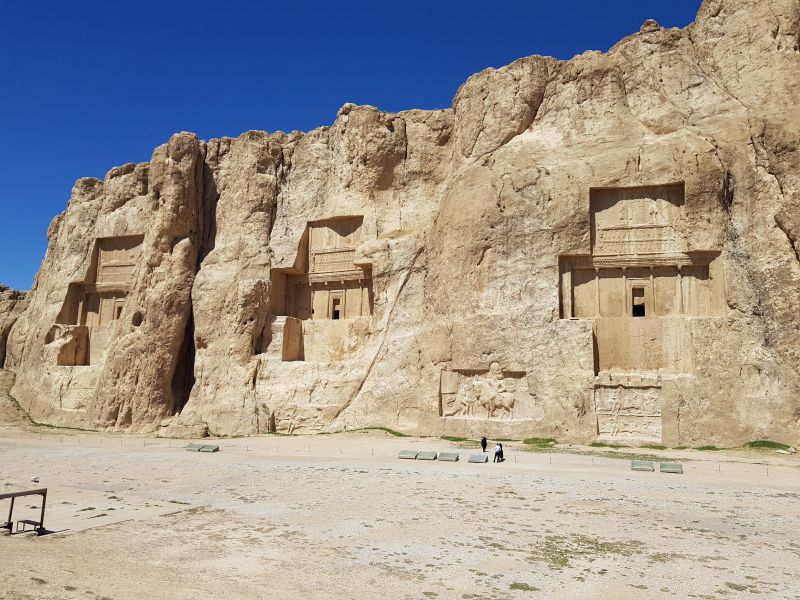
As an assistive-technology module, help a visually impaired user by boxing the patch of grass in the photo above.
[168,499,191,505]
[590,441,627,448]
[745,440,790,450]
[175,506,208,516]
[365,427,409,437]
[30,422,95,432]
[527,534,643,570]
[641,444,667,450]
[524,437,556,447]
[78,507,95,512]
[519,444,685,463]
[648,552,684,563]
[725,582,749,591]
[695,445,722,451]
[455,440,482,449]
[601,450,679,462]
[509,582,540,592]
[88,513,109,518]
[441,435,468,442]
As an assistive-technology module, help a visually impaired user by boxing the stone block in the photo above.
[631,460,655,472]
[186,443,219,453]
[660,462,683,474]
[438,452,459,462]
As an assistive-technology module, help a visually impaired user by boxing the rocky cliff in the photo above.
[0,286,27,367]
[3,0,799,445]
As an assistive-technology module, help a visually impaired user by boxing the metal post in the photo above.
[38,490,46,535]
[4,496,14,531]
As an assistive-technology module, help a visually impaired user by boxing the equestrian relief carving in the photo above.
[439,362,540,421]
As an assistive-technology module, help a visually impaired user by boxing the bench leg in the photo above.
[5,496,14,530]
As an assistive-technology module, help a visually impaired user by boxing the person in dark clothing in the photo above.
[481,436,487,453]
[499,443,504,462]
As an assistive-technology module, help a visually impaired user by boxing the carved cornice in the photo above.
[307,270,367,284]
[565,252,716,269]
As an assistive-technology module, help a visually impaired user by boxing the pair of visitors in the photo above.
[493,442,504,463]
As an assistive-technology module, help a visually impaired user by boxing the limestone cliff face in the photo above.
[4,0,799,445]
[0,286,27,367]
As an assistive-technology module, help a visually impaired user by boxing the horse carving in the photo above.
[473,378,515,418]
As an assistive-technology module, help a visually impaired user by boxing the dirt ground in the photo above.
[1,424,799,600]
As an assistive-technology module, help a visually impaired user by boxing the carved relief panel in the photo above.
[439,362,539,420]
[594,374,662,442]
[591,183,686,257]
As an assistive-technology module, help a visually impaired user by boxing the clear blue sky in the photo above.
[0,0,701,290]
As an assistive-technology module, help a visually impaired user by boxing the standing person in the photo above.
[498,443,504,462]
[481,436,487,453]
[493,443,502,463]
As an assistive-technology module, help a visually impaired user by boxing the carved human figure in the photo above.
[277,406,307,434]
[475,362,515,418]
[443,380,478,417]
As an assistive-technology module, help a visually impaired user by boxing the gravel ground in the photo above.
[1,429,799,600]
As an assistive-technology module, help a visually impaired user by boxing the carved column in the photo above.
[649,266,655,316]
[622,267,628,316]
[594,268,601,317]
[676,266,683,315]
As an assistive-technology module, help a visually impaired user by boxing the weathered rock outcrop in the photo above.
[3,0,799,445]
[0,286,27,367]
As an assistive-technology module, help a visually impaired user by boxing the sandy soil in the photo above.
[1,425,799,600]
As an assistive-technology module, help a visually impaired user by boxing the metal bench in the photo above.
[417,451,438,461]
[631,460,655,472]
[1,487,48,536]
[660,462,683,474]
[398,450,418,459]
[468,454,488,463]
[16,519,42,533]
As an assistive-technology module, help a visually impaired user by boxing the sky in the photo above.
[0,0,701,291]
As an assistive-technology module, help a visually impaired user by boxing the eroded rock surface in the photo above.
[0,287,27,367]
[3,0,799,445]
